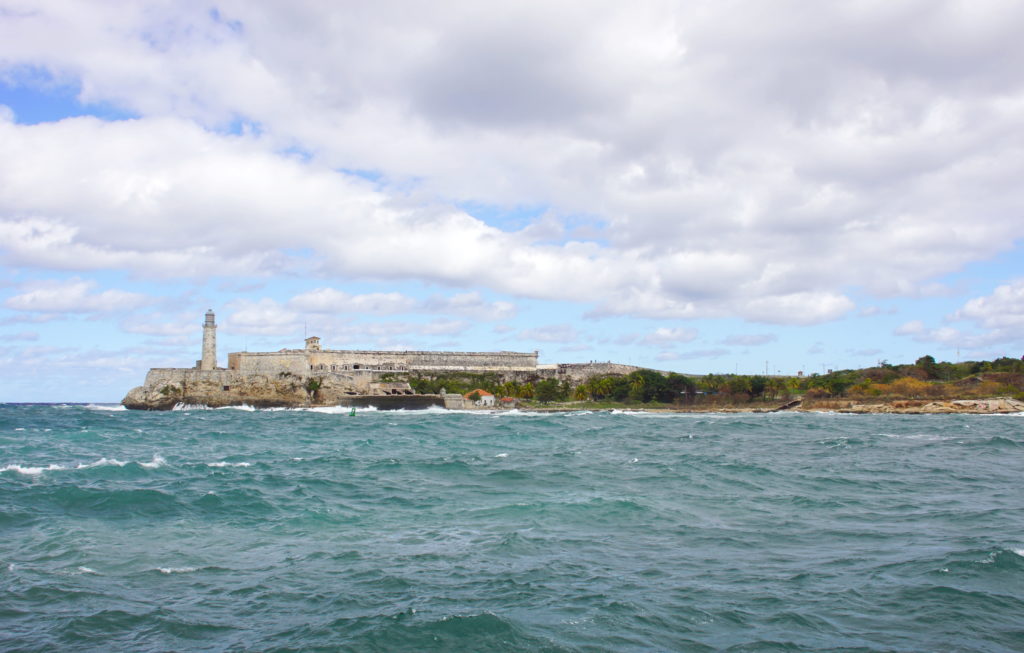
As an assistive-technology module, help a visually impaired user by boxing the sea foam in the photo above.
[1,463,67,476]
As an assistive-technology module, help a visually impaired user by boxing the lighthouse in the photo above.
[200,309,217,370]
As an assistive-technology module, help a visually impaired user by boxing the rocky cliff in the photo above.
[122,371,443,411]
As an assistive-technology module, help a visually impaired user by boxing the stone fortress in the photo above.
[123,310,643,410]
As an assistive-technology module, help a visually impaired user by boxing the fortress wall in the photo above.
[231,349,538,374]
[538,363,645,383]
[229,351,310,375]
[144,368,240,388]
[403,350,537,371]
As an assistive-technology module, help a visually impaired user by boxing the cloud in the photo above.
[516,324,581,343]
[894,320,925,336]
[288,288,417,315]
[0,331,39,342]
[847,348,883,357]
[4,278,151,314]
[721,334,778,346]
[287,288,515,322]
[676,348,729,360]
[421,292,517,321]
[224,298,300,336]
[893,279,1024,351]
[641,327,699,346]
[2,2,1024,327]
[952,279,1024,330]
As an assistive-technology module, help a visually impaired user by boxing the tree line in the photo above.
[403,355,1024,405]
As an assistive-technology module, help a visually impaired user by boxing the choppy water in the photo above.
[1,404,1023,652]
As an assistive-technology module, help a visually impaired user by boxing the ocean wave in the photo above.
[1,463,68,476]
[85,404,127,411]
[206,461,251,468]
[2,455,167,476]
[76,457,128,469]
[172,403,211,411]
[157,566,199,574]
[140,455,166,469]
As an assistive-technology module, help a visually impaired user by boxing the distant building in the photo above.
[464,389,495,407]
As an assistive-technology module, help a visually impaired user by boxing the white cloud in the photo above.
[287,288,516,321]
[517,324,581,343]
[952,279,1024,330]
[721,334,778,346]
[2,2,1024,328]
[847,348,883,357]
[224,298,300,336]
[4,278,151,313]
[0,331,39,342]
[641,327,698,345]
[894,320,926,336]
[676,348,729,360]
[895,279,1024,352]
[288,288,417,315]
[421,292,517,321]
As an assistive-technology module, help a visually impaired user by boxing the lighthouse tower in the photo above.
[200,309,217,370]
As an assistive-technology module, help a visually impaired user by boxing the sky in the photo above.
[1,1,1023,402]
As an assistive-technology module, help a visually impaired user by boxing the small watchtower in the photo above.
[305,336,321,351]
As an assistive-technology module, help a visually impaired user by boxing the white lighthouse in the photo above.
[200,309,217,370]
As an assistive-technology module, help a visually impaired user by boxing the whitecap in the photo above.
[172,403,210,411]
[14,427,25,431]
[207,461,251,468]
[629,457,639,463]
[140,454,166,469]
[86,404,126,412]
[157,566,198,574]
[77,566,99,575]
[1013,548,1024,558]
[217,404,255,411]
[1,463,67,476]
[76,457,127,469]
[494,453,509,458]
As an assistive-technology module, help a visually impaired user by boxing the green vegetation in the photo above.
[305,377,322,395]
[798,356,1024,402]
[407,372,515,397]
[386,355,1024,408]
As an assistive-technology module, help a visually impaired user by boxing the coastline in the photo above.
[519,397,1024,415]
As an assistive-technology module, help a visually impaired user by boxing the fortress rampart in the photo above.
[540,362,647,383]
[228,348,538,375]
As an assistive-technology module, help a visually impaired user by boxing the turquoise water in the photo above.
[1,404,1023,652]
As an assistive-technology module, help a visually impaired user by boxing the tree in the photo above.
[915,355,937,379]
[518,382,534,399]
[534,378,563,403]
[748,375,769,399]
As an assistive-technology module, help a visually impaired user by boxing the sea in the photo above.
[1,403,1022,652]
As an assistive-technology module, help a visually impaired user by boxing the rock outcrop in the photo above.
[804,397,1024,414]
[122,371,442,411]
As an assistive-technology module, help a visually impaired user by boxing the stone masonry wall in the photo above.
[230,349,538,375]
